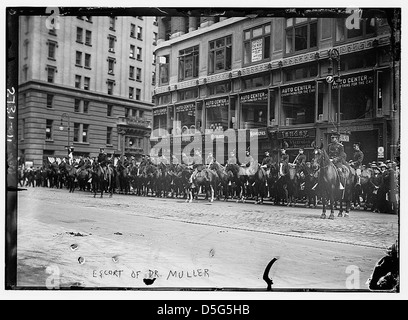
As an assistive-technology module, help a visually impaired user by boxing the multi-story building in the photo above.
[18,15,158,167]
[152,13,400,164]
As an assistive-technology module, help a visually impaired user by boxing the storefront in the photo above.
[280,82,316,126]
[239,89,268,129]
[331,71,374,120]
[174,102,196,135]
[153,107,168,133]
[205,96,229,133]
[271,128,317,162]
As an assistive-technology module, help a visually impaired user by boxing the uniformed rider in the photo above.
[98,148,108,180]
[227,151,237,165]
[351,142,364,185]
[261,151,273,169]
[328,133,347,189]
[189,149,203,187]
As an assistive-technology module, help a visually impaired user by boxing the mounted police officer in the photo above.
[68,147,74,165]
[241,148,254,168]
[351,142,364,185]
[206,152,215,167]
[227,151,237,165]
[181,152,191,166]
[189,149,203,187]
[98,147,108,180]
[294,148,307,169]
[261,150,273,169]
[328,132,347,189]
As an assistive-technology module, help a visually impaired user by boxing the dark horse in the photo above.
[312,148,355,219]
[60,162,77,193]
[92,164,113,198]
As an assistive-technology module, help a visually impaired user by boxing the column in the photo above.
[170,17,186,39]
[188,17,198,32]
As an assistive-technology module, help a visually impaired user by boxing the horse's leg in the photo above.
[328,189,335,219]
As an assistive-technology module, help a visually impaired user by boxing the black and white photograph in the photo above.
[3,2,405,301]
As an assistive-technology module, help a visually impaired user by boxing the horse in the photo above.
[92,164,113,198]
[312,148,356,219]
[77,167,92,192]
[209,161,231,201]
[264,163,279,202]
[60,162,77,193]
[247,164,268,204]
[190,165,219,202]
[116,163,131,195]
[225,164,249,202]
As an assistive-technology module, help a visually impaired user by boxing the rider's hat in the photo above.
[265,150,270,154]
[353,142,361,147]
[331,132,340,138]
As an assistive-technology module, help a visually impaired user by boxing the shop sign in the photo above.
[340,124,374,132]
[339,134,349,142]
[175,103,195,113]
[251,38,263,62]
[281,83,316,97]
[276,128,316,139]
[205,97,229,109]
[153,107,167,116]
[250,128,268,139]
[240,90,268,103]
[331,72,374,89]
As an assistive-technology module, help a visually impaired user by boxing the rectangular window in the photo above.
[153,32,158,45]
[243,23,271,65]
[107,80,114,95]
[336,17,376,42]
[106,127,112,145]
[76,27,83,43]
[85,30,92,45]
[74,99,80,112]
[108,35,115,52]
[85,16,92,22]
[84,53,91,68]
[21,119,25,140]
[48,41,56,59]
[136,88,141,101]
[285,18,318,54]
[125,108,130,117]
[129,66,135,79]
[208,82,231,95]
[130,45,135,58]
[208,35,232,74]
[75,75,81,88]
[178,45,199,81]
[109,17,116,30]
[82,124,89,143]
[108,58,115,74]
[130,23,135,37]
[107,104,113,116]
[83,100,89,113]
[47,94,54,108]
[74,123,80,142]
[47,67,56,83]
[136,67,142,81]
[46,120,53,140]
[75,51,82,66]
[178,88,198,101]
[84,77,90,90]
[129,87,134,99]
[137,26,143,40]
[159,55,170,85]
[136,47,142,60]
